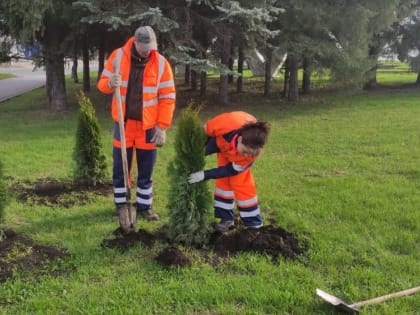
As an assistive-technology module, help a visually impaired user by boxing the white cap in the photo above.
[134,26,157,52]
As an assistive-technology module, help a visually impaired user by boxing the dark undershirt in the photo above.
[125,44,149,120]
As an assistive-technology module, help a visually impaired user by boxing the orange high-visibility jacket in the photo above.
[97,37,176,130]
[204,111,259,178]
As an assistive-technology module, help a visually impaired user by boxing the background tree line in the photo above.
[1,0,420,112]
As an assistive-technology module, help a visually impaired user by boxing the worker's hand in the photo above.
[151,126,166,147]
[109,73,122,88]
[188,171,205,184]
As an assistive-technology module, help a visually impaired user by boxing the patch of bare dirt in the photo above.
[0,230,72,283]
[9,178,112,208]
[209,226,305,260]
[8,177,307,269]
[101,223,307,268]
[155,246,192,268]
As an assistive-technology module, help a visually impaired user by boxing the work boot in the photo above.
[215,220,234,233]
[117,204,131,234]
[246,223,263,230]
[137,208,160,221]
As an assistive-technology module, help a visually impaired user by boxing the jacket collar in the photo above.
[122,36,157,61]
[230,134,238,151]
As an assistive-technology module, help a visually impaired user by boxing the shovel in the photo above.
[113,59,136,234]
[316,286,420,313]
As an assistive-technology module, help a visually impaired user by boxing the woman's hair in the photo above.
[237,121,270,149]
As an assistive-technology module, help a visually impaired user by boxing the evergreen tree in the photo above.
[392,9,420,83]
[0,36,13,63]
[167,105,212,247]
[73,92,107,186]
[0,0,76,111]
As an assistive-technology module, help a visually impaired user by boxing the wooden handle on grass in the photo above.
[351,286,420,308]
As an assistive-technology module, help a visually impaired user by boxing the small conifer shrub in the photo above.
[167,105,212,246]
[73,92,107,185]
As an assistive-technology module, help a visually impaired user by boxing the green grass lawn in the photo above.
[0,73,15,80]
[0,71,419,314]
[209,60,419,88]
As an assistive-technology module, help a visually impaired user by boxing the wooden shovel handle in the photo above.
[113,59,130,194]
[351,286,420,308]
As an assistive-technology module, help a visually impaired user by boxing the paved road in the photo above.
[0,59,98,103]
[0,60,46,102]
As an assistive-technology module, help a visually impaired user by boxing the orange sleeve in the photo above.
[97,50,118,95]
[156,58,176,129]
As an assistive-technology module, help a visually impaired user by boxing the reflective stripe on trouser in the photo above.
[214,167,262,227]
[134,148,156,211]
[113,120,156,209]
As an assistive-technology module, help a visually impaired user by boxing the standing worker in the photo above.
[188,111,270,232]
[97,26,176,221]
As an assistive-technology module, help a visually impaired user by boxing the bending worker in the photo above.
[97,26,176,221]
[188,111,270,233]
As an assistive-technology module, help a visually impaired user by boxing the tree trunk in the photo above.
[364,44,379,89]
[228,56,234,84]
[71,54,78,83]
[185,64,191,86]
[219,74,229,105]
[182,6,193,89]
[191,70,197,91]
[264,49,273,96]
[71,42,78,83]
[236,46,244,93]
[45,47,67,112]
[288,54,299,102]
[364,66,378,89]
[42,22,68,112]
[283,56,290,98]
[416,73,420,84]
[200,71,207,100]
[97,38,105,82]
[82,34,90,92]
[219,36,230,105]
[302,57,311,94]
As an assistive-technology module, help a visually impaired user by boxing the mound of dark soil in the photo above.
[0,230,71,283]
[102,229,192,268]
[155,246,192,268]
[102,224,307,268]
[209,225,305,260]
[10,178,112,208]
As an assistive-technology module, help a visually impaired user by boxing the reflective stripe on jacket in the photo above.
[97,37,176,130]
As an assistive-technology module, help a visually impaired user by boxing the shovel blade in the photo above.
[128,203,137,231]
[316,289,359,313]
[118,204,131,234]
